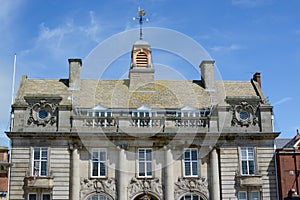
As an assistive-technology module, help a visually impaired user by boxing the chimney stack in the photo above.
[200,60,215,91]
[253,72,261,88]
[68,58,82,90]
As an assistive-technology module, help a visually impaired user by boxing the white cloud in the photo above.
[79,11,102,43]
[20,11,103,66]
[273,97,292,106]
[210,44,244,52]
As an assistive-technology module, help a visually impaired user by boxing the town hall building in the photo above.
[7,7,279,200]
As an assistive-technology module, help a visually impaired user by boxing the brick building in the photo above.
[0,146,10,200]
[276,131,300,200]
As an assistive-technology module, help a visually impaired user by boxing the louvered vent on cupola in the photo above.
[136,52,148,67]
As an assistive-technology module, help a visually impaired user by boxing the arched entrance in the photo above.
[133,193,159,200]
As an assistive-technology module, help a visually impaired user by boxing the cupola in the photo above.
[128,6,154,91]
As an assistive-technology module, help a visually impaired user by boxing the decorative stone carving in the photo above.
[231,101,258,127]
[80,178,116,199]
[27,100,57,126]
[174,177,209,199]
[128,177,163,199]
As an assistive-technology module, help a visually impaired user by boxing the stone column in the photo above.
[210,148,220,200]
[164,147,174,200]
[118,147,127,200]
[70,144,80,200]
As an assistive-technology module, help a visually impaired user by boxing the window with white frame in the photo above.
[183,148,198,177]
[33,148,48,177]
[240,147,255,175]
[91,149,107,177]
[138,148,153,177]
[180,193,204,200]
[250,191,260,200]
[238,191,260,200]
[238,191,247,200]
[87,194,111,200]
[28,193,51,200]
[132,105,157,127]
[87,110,113,127]
[176,106,210,127]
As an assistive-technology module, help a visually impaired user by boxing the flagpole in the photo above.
[8,53,16,200]
[11,53,16,105]
[9,54,16,132]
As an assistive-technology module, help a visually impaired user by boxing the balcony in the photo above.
[24,176,54,189]
[236,175,263,187]
[72,115,209,129]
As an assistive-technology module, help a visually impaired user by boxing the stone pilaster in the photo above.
[70,143,81,200]
[210,148,220,200]
[164,146,174,200]
[118,146,127,200]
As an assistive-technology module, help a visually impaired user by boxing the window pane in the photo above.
[42,194,51,200]
[146,162,152,175]
[249,160,255,174]
[139,162,145,176]
[92,151,99,161]
[238,191,247,200]
[242,161,248,174]
[92,162,98,176]
[184,151,190,161]
[192,162,198,175]
[29,194,37,200]
[193,194,200,200]
[185,162,191,176]
[251,191,260,200]
[241,149,247,159]
[100,162,106,176]
[146,150,152,161]
[100,151,106,161]
[41,161,47,176]
[34,149,40,159]
[191,150,197,160]
[139,149,145,160]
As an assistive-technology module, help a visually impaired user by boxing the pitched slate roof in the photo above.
[15,76,265,109]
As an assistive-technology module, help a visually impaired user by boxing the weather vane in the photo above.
[133,1,149,40]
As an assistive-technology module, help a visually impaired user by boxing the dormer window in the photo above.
[176,106,210,127]
[132,105,157,127]
[136,52,148,67]
[85,105,113,127]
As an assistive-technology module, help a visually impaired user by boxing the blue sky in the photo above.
[0,0,300,146]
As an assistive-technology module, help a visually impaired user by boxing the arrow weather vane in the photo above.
[133,2,148,40]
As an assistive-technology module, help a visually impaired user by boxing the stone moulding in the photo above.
[128,177,163,199]
[174,177,209,200]
[229,101,259,127]
[80,177,116,199]
[24,95,62,127]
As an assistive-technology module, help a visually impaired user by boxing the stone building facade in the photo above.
[7,38,279,200]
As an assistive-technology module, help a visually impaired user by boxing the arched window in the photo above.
[136,52,148,67]
[87,194,112,200]
[180,193,204,200]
